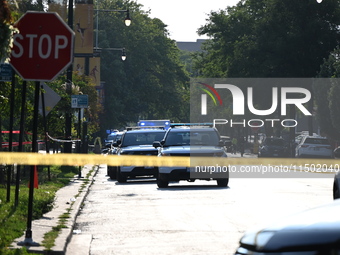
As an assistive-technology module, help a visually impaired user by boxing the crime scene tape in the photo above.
[0,152,339,171]
[46,133,81,143]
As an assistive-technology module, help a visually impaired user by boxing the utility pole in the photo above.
[65,0,74,153]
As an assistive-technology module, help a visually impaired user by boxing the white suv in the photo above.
[295,136,333,158]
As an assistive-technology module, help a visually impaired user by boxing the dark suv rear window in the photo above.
[122,131,165,146]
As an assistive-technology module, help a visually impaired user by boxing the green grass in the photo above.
[0,165,79,254]
[42,212,69,250]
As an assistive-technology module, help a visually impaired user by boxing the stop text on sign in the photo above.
[12,34,69,59]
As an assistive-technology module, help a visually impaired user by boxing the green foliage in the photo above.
[195,0,340,78]
[97,0,190,132]
[0,186,54,253]
[0,23,15,62]
[0,0,15,62]
[42,212,69,250]
[0,165,78,254]
[314,47,340,140]
[44,73,102,140]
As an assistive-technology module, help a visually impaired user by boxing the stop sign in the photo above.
[10,12,74,81]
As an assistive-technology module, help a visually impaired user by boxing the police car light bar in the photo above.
[126,126,165,131]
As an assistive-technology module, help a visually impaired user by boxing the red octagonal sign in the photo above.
[10,12,74,81]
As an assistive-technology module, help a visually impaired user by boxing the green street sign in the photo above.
[71,95,88,108]
[0,64,12,81]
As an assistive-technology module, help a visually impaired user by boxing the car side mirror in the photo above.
[153,141,161,148]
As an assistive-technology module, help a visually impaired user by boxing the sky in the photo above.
[135,0,240,42]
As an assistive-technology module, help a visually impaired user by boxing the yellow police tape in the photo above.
[0,152,339,172]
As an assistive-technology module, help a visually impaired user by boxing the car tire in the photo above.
[116,167,127,183]
[157,173,169,188]
[108,166,117,180]
[217,178,229,187]
[333,178,340,199]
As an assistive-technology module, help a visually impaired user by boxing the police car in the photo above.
[153,124,229,188]
[108,127,166,182]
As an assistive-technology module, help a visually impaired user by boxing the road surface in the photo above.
[67,164,333,255]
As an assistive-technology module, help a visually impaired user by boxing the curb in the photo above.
[55,164,99,254]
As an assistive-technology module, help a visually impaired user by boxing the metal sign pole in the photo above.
[19,81,40,246]
[15,80,27,207]
[7,71,15,202]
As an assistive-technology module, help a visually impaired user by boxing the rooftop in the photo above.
[176,39,207,52]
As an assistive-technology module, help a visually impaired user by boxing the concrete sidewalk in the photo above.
[11,164,99,254]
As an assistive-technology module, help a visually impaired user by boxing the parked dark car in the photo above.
[258,137,288,157]
[235,199,340,254]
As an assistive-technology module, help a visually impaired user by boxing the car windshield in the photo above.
[121,132,165,147]
[304,138,330,145]
[164,130,220,146]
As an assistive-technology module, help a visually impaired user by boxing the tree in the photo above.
[193,0,340,138]
[195,0,340,78]
[96,0,190,133]
[314,47,340,140]
[0,0,14,62]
